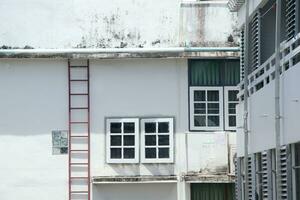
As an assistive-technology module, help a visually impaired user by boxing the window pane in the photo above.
[228,90,238,101]
[159,135,169,145]
[207,103,219,114]
[110,122,121,133]
[207,91,219,101]
[194,103,206,114]
[208,116,219,127]
[123,148,135,159]
[145,148,156,158]
[124,122,135,133]
[111,148,122,158]
[60,147,68,154]
[52,131,61,146]
[194,90,205,101]
[145,135,156,146]
[111,136,121,146]
[158,122,169,133]
[159,148,169,158]
[194,116,206,127]
[229,103,237,114]
[229,116,236,127]
[145,122,156,133]
[123,135,135,146]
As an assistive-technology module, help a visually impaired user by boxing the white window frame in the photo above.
[106,118,139,164]
[189,86,224,131]
[141,118,174,163]
[224,86,239,131]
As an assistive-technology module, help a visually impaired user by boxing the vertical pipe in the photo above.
[68,59,71,200]
[275,0,282,199]
[243,0,250,199]
[87,59,91,200]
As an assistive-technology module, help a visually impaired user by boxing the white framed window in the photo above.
[224,86,239,131]
[141,118,174,163]
[189,87,223,131]
[52,130,68,155]
[106,118,139,163]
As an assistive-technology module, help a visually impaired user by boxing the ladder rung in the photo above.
[71,191,88,194]
[70,93,88,95]
[70,66,88,68]
[70,79,88,82]
[70,135,89,138]
[71,176,89,179]
[71,163,89,165]
[70,122,88,124]
[70,150,88,152]
[70,107,88,110]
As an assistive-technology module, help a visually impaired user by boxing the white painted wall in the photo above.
[0,58,235,200]
[92,183,177,200]
[237,62,300,156]
[0,0,238,48]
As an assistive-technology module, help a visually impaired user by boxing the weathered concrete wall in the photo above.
[0,59,236,200]
[0,0,238,49]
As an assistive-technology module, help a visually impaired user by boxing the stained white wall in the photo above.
[0,58,235,200]
[237,62,300,157]
[92,183,177,200]
[0,0,238,48]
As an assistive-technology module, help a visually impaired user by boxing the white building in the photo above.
[229,0,300,199]
[0,1,240,200]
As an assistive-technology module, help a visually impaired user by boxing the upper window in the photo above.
[106,118,139,163]
[141,118,174,163]
[224,87,239,130]
[52,130,68,155]
[190,87,224,131]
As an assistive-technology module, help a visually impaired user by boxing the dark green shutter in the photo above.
[189,60,240,86]
[191,183,235,200]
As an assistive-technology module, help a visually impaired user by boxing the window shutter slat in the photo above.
[250,11,261,72]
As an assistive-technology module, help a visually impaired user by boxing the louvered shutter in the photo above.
[261,150,273,200]
[279,145,293,200]
[285,0,299,40]
[240,28,245,80]
[235,157,243,200]
[250,11,261,72]
[247,154,256,200]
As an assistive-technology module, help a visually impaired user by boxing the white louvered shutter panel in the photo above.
[235,157,243,200]
[250,11,261,72]
[248,155,257,200]
[240,27,245,80]
[279,146,291,200]
[285,0,298,40]
[262,150,273,200]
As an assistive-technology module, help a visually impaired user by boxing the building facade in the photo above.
[230,0,300,199]
[0,1,239,200]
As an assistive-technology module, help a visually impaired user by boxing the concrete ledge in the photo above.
[184,174,235,183]
[92,175,178,184]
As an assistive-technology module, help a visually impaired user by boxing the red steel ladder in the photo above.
[68,59,90,200]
